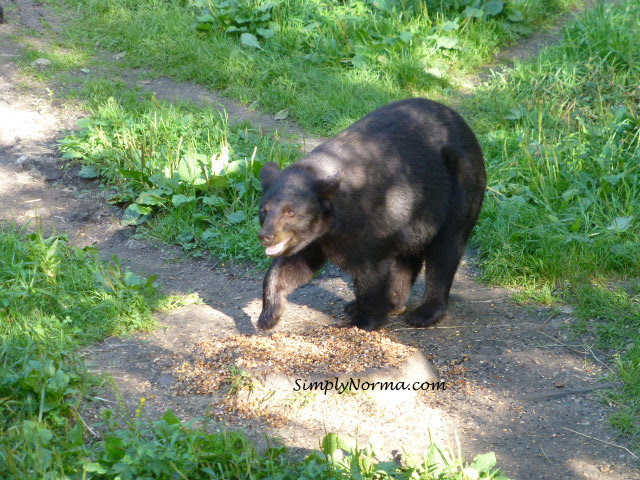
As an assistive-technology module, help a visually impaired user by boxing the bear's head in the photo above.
[258,162,340,257]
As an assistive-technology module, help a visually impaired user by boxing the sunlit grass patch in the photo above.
[62,0,579,135]
[59,97,301,263]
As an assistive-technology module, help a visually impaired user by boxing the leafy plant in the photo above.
[315,432,509,479]
[59,99,300,263]
[192,0,277,49]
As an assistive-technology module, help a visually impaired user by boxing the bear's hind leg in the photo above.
[349,258,405,331]
[258,243,326,330]
[344,255,421,318]
[407,228,467,328]
[389,255,422,315]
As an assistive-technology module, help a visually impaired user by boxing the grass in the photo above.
[0,225,509,479]
[43,0,639,447]
[0,224,159,477]
[471,2,640,286]
[57,96,301,265]
[468,0,640,445]
[58,0,579,135]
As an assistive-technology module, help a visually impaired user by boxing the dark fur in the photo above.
[257,98,486,331]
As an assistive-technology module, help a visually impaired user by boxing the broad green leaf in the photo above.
[241,33,262,49]
[607,216,634,232]
[83,462,107,474]
[424,59,449,79]
[603,174,624,186]
[398,31,414,43]
[79,165,99,179]
[226,211,247,224]
[121,203,152,226]
[202,195,227,207]
[225,159,248,175]
[61,150,83,159]
[124,270,144,287]
[274,108,289,120]
[209,175,230,190]
[463,6,484,18]
[257,27,275,39]
[435,36,459,50]
[136,189,168,206]
[75,117,92,129]
[350,54,368,68]
[119,168,151,185]
[202,228,220,241]
[105,435,125,461]
[196,14,215,23]
[507,8,524,22]
[172,194,197,206]
[175,156,202,183]
[126,203,152,216]
[321,433,357,456]
[483,0,504,16]
[162,409,182,426]
[506,107,527,121]
[471,451,497,472]
[441,20,459,32]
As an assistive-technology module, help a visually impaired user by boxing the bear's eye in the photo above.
[284,208,296,217]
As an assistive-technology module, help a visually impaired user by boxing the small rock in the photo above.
[16,155,30,166]
[558,305,574,315]
[113,52,127,60]
[274,108,289,120]
[41,165,63,182]
[31,58,51,67]
[157,374,175,387]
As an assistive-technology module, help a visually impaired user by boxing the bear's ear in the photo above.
[316,172,341,198]
[261,162,281,191]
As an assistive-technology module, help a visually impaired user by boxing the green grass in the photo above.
[0,227,159,346]
[59,0,578,135]
[0,224,159,477]
[0,225,508,479]
[58,96,301,264]
[468,0,640,445]
[471,1,640,286]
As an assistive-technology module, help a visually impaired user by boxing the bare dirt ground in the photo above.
[1,2,639,478]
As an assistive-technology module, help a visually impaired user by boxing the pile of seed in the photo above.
[173,327,417,396]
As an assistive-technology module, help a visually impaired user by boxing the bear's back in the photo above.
[298,98,484,259]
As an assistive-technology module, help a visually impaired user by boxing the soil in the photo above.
[1,2,638,479]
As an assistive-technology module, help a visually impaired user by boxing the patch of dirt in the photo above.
[1,5,639,479]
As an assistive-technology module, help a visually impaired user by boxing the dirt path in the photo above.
[1,3,639,479]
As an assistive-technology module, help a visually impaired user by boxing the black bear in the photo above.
[257,98,486,331]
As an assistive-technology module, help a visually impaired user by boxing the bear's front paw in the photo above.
[350,311,384,331]
[406,302,446,328]
[257,307,281,330]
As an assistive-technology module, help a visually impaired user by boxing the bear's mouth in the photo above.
[265,237,291,256]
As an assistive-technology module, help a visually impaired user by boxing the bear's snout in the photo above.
[258,231,275,244]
